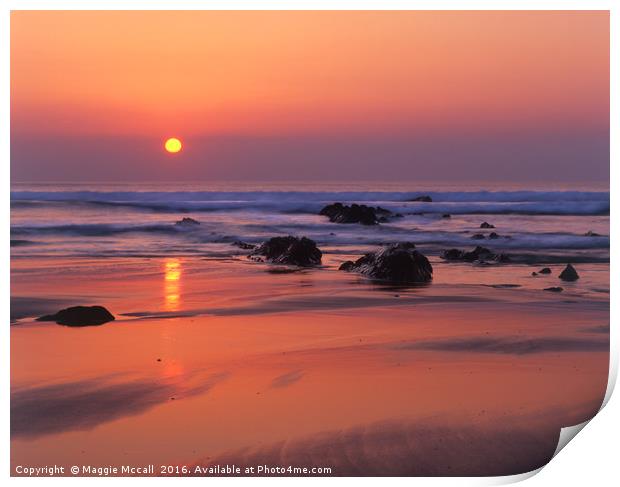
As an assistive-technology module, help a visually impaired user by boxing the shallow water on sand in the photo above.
[10,254,609,475]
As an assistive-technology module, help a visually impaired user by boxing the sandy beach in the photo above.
[11,246,609,475]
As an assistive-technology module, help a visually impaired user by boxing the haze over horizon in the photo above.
[11,10,609,184]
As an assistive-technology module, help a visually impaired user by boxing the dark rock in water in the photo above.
[232,240,256,250]
[442,214,451,219]
[441,246,509,263]
[559,264,579,281]
[480,222,495,229]
[539,267,552,274]
[532,272,538,276]
[585,231,601,237]
[175,217,200,226]
[339,261,355,271]
[442,248,468,261]
[319,203,391,225]
[544,287,564,293]
[488,232,500,239]
[249,236,322,267]
[471,233,486,240]
[36,305,115,327]
[339,242,432,283]
[11,239,35,247]
[408,195,433,202]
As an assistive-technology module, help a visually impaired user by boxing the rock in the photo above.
[544,287,564,292]
[442,214,451,219]
[36,305,115,327]
[585,231,601,237]
[441,246,509,263]
[559,264,579,281]
[319,203,391,225]
[339,242,432,283]
[532,272,538,276]
[539,267,552,274]
[249,236,322,267]
[409,195,432,202]
[488,232,500,239]
[471,233,486,240]
[232,240,256,250]
[338,261,355,271]
[175,217,200,226]
[11,239,35,247]
[480,222,495,229]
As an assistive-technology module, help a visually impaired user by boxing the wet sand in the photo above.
[10,254,609,475]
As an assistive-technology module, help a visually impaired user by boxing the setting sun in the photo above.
[164,137,182,153]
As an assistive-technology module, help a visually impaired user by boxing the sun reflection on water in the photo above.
[164,258,182,311]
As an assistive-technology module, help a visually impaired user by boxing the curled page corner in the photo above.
[549,356,616,461]
[489,360,616,486]
[552,419,591,458]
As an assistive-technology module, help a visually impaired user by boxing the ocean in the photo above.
[11,182,610,265]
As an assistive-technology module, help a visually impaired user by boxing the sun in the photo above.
[164,137,182,153]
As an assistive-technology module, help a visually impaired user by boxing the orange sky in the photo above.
[11,10,609,137]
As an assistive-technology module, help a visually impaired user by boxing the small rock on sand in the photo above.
[559,264,579,281]
[339,242,432,284]
[544,287,564,292]
[36,305,115,327]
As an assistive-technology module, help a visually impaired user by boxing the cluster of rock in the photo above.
[319,203,397,226]
[471,232,503,240]
[339,242,433,284]
[441,246,510,263]
[248,236,322,267]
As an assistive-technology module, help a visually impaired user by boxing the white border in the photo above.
[2,1,616,485]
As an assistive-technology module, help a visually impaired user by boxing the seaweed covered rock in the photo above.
[339,242,432,283]
[441,246,509,263]
[480,222,495,229]
[319,203,392,225]
[559,264,579,281]
[249,236,322,267]
[37,305,115,327]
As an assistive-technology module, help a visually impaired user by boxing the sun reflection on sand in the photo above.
[164,258,182,311]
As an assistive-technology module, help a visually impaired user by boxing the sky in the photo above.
[10,10,609,183]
